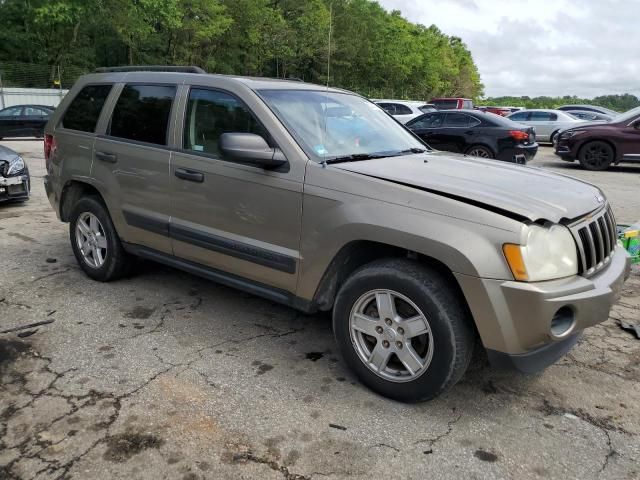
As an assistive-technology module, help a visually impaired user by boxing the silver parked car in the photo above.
[373,99,437,124]
[507,109,585,144]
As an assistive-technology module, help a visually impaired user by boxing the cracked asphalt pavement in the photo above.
[1,140,639,480]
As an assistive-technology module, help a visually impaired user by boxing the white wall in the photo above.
[0,87,69,109]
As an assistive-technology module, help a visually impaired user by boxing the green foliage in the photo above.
[484,94,640,113]
[0,0,483,99]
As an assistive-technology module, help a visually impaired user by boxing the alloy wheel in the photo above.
[583,143,612,169]
[467,147,491,158]
[349,289,434,382]
[75,212,108,268]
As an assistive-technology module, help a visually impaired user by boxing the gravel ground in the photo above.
[1,140,639,480]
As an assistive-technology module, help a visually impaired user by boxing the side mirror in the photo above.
[219,133,287,169]
[633,120,640,130]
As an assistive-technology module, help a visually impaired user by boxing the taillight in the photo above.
[509,130,529,142]
[44,134,55,167]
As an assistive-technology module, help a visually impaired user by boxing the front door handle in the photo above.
[95,151,117,163]
[175,168,204,183]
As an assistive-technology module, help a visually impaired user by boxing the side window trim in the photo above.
[103,82,178,147]
[177,85,275,163]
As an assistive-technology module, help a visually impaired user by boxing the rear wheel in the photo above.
[69,196,133,281]
[333,259,475,402]
[465,145,494,159]
[550,130,560,146]
[578,141,614,171]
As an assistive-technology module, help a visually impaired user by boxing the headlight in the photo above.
[7,156,25,175]
[503,224,578,282]
[560,130,586,140]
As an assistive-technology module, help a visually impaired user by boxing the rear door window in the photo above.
[529,111,553,121]
[444,113,470,127]
[183,88,267,157]
[109,84,176,145]
[62,85,112,133]
[462,100,474,109]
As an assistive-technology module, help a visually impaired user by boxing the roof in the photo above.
[87,68,351,95]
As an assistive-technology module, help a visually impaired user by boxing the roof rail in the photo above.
[94,66,206,74]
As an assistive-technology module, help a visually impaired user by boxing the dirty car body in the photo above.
[0,145,30,202]
[43,69,632,402]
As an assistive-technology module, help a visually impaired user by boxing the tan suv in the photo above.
[44,67,631,402]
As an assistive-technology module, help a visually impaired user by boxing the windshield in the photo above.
[614,106,640,124]
[258,89,426,162]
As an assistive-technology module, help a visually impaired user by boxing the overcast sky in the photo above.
[378,0,640,98]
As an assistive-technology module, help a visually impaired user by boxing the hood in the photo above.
[332,152,604,223]
[563,121,610,131]
[0,145,20,162]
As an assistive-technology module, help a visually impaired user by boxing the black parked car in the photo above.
[406,110,538,162]
[0,145,30,202]
[0,104,54,139]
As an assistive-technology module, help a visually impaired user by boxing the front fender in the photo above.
[297,185,521,302]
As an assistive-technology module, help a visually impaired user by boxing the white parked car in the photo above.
[373,99,437,124]
[507,109,585,144]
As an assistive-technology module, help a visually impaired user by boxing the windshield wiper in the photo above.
[398,148,428,154]
[322,153,396,165]
[322,147,428,166]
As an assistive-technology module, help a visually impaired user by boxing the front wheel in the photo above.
[578,141,614,171]
[333,259,475,402]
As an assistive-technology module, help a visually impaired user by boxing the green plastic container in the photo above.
[618,223,640,264]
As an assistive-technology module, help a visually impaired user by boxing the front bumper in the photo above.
[0,173,30,202]
[455,246,631,372]
[554,139,578,161]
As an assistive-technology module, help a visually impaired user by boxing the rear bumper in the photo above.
[0,174,30,202]
[497,143,538,163]
[455,246,631,369]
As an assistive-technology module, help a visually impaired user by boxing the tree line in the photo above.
[483,94,640,113]
[0,0,483,100]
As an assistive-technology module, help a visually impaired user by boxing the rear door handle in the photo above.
[175,168,204,183]
[95,151,117,163]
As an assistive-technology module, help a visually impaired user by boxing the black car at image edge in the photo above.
[0,145,30,202]
[406,109,538,163]
[0,104,54,139]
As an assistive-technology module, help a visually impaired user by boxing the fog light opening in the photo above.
[550,306,575,337]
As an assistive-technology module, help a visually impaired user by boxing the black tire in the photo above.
[333,259,475,402]
[465,145,494,159]
[550,130,559,146]
[69,196,133,281]
[578,141,614,171]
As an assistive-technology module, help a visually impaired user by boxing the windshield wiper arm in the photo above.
[322,153,395,165]
[398,147,428,154]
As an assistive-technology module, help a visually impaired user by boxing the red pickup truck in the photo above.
[430,98,474,110]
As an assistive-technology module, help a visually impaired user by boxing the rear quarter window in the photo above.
[61,85,112,133]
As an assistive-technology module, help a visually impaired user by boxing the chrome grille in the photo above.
[570,206,617,276]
